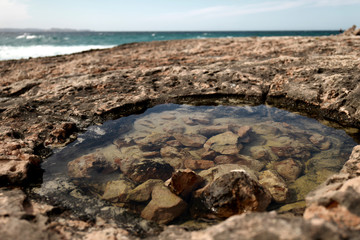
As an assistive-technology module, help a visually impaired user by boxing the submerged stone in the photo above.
[259,170,289,203]
[204,131,242,155]
[273,158,303,181]
[127,159,174,183]
[168,169,204,200]
[102,180,135,202]
[127,179,164,202]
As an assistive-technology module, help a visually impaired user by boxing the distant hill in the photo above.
[0,28,91,32]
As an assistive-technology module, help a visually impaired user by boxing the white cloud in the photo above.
[0,0,30,28]
[158,0,360,21]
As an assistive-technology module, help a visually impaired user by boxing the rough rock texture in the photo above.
[191,171,271,219]
[1,34,360,238]
[304,145,360,231]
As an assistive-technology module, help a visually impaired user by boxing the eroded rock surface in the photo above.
[1,34,360,239]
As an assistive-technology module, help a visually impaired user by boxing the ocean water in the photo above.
[0,31,339,60]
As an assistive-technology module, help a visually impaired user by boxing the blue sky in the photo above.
[0,0,359,31]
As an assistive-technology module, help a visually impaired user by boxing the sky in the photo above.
[0,0,359,31]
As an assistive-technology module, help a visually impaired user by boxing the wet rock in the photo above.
[273,158,303,181]
[191,171,271,219]
[67,151,118,179]
[141,184,187,224]
[127,159,174,183]
[160,146,183,158]
[116,145,144,174]
[197,125,228,137]
[135,133,171,151]
[259,170,288,203]
[200,150,217,160]
[166,140,183,147]
[164,126,185,135]
[198,164,257,184]
[174,134,207,148]
[250,145,277,161]
[235,154,265,172]
[102,180,135,202]
[204,131,242,155]
[127,179,164,202]
[214,155,238,164]
[184,159,215,170]
[168,169,204,200]
[309,134,331,150]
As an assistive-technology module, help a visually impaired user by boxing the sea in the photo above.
[0,31,340,61]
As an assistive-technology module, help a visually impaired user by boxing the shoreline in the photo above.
[1,35,360,239]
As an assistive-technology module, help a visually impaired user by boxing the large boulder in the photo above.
[191,171,271,219]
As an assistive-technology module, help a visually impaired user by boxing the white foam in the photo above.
[16,33,43,40]
[0,45,114,60]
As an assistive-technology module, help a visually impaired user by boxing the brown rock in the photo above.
[184,159,215,170]
[198,164,257,184]
[259,170,289,203]
[127,159,174,183]
[191,171,271,219]
[67,152,118,179]
[168,169,204,200]
[0,160,29,185]
[135,133,171,151]
[141,184,187,224]
[274,158,302,181]
[201,150,217,160]
[160,146,182,158]
[204,131,241,155]
[214,155,238,164]
[197,125,228,137]
[174,134,207,148]
[127,179,164,202]
[102,180,135,202]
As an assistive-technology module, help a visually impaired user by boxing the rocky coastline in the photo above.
[1,32,360,239]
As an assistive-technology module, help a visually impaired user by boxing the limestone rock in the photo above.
[259,170,288,203]
[191,171,271,219]
[141,184,187,224]
[127,179,164,202]
[204,131,241,155]
[168,169,204,200]
[304,176,360,231]
[102,180,135,202]
[274,158,302,181]
[67,152,118,179]
[127,159,174,183]
[174,134,207,148]
[135,133,171,151]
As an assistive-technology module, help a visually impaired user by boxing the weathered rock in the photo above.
[127,179,164,202]
[160,146,183,158]
[200,150,217,160]
[274,158,302,181]
[259,170,288,203]
[127,159,174,183]
[340,145,360,177]
[174,134,207,148]
[168,169,204,200]
[191,171,271,219]
[198,164,257,184]
[141,184,187,224]
[304,176,360,230]
[204,131,241,155]
[157,212,349,240]
[0,160,29,185]
[67,151,118,179]
[309,134,331,150]
[102,180,135,202]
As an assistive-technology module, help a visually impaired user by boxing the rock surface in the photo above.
[1,34,360,238]
[191,171,271,219]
